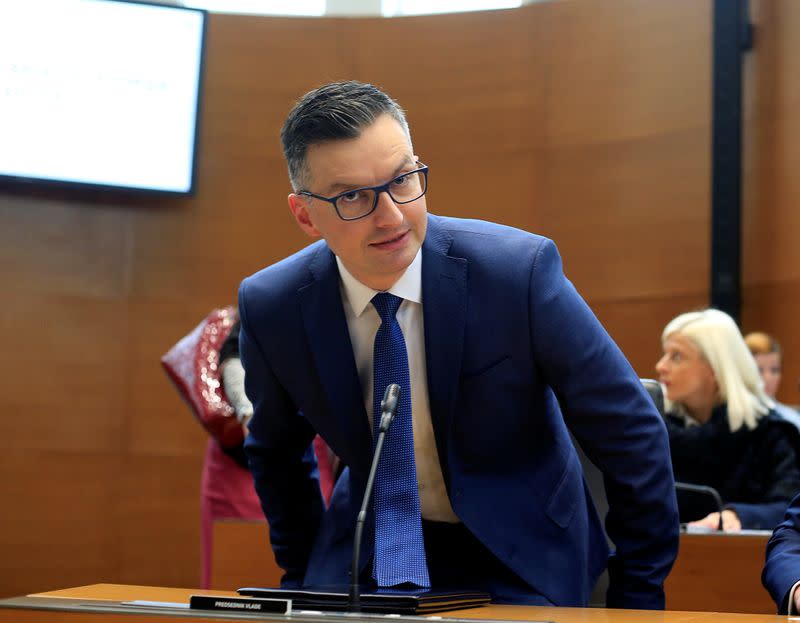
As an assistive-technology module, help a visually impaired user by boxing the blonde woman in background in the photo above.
[656,309,800,531]
[745,331,800,429]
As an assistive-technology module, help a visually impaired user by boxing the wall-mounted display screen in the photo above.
[0,0,206,195]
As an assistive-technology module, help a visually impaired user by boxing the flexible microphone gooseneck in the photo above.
[674,481,725,531]
[347,383,401,613]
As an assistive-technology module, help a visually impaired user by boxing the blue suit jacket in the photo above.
[763,492,800,613]
[239,215,679,608]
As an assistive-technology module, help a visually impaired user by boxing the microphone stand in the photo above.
[675,482,725,531]
[348,384,400,613]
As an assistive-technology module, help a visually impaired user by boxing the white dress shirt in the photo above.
[336,251,459,523]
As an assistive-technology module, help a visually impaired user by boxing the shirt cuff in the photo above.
[788,580,800,615]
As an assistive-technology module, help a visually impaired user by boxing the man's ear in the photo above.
[288,193,321,238]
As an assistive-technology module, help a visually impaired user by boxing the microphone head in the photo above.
[379,384,401,431]
[381,383,400,413]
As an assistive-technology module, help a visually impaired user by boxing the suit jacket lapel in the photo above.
[421,217,468,486]
[298,245,372,474]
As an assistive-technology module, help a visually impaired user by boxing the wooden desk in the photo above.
[0,583,788,623]
[664,532,774,614]
[212,522,778,614]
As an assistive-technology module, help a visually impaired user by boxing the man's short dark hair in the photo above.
[281,80,411,191]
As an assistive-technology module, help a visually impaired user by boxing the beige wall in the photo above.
[2,0,784,596]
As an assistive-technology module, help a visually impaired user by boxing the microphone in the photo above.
[348,383,401,613]
[674,481,724,531]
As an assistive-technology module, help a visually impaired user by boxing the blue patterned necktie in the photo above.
[370,292,430,588]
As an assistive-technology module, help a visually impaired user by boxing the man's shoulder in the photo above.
[428,214,550,255]
[240,240,330,299]
[431,214,543,239]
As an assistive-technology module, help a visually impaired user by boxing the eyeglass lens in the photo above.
[336,170,426,220]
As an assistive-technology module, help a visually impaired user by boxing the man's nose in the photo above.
[373,190,403,226]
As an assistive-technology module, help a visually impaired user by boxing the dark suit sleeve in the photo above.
[529,239,679,609]
[239,281,324,587]
[764,493,800,613]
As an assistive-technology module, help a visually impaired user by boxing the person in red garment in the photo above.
[201,320,337,588]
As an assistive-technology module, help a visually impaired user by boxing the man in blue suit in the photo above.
[763,493,800,613]
[239,80,678,608]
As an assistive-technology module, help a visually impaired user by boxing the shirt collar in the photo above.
[336,249,423,318]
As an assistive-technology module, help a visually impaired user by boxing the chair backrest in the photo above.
[212,520,282,590]
[640,378,665,416]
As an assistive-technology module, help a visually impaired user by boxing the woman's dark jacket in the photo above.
[666,404,800,529]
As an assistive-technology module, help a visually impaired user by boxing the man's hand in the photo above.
[794,587,800,614]
[688,509,742,532]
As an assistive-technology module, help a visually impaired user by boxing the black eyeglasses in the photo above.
[298,162,429,221]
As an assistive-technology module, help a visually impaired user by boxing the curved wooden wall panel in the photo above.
[743,1,800,407]
[0,0,719,596]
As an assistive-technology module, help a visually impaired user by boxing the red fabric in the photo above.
[314,435,336,504]
[161,307,243,448]
[200,438,264,588]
